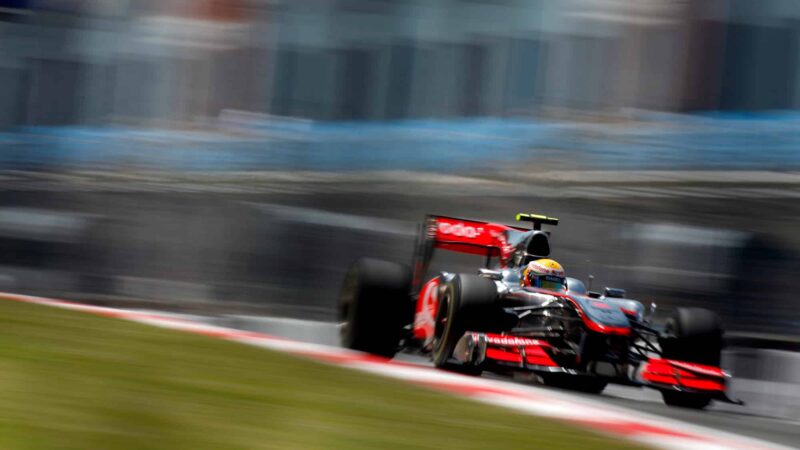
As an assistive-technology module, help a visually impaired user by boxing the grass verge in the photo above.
[0,299,646,449]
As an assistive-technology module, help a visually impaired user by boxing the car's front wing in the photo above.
[452,331,743,404]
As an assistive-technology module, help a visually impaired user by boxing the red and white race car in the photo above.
[338,213,742,409]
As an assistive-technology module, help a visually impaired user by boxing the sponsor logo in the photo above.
[438,222,484,239]
[529,260,565,277]
[490,230,515,262]
[484,335,547,347]
[421,280,439,319]
[414,278,439,343]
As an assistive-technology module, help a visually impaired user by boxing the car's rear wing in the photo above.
[427,215,525,256]
[410,215,528,294]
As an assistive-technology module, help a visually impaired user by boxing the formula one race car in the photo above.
[338,213,742,409]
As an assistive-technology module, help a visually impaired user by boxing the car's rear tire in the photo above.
[659,307,723,409]
[338,258,412,358]
[432,274,499,375]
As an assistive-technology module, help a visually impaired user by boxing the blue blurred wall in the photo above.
[3,112,800,171]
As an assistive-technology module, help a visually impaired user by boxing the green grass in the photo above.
[0,299,646,450]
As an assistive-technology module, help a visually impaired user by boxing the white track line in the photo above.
[1,292,795,450]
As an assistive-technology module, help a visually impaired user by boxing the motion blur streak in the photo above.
[3,0,799,124]
[1,0,800,448]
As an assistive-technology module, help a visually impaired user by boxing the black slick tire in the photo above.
[659,307,723,409]
[431,274,499,375]
[540,375,608,394]
[338,258,411,358]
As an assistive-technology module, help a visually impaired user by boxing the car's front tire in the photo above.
[338,258,411,358]
[540,374,608,394]
[659,307,723,409]
[661,307,723,366]
[661,390,714,409]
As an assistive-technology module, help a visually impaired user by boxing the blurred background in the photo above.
[0,0,799,343]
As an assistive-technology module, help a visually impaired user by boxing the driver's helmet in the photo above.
[522,258,566,291]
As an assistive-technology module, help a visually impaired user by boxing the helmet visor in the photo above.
[536,275,566,291]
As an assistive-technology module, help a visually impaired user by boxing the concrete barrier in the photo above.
[723,348,800,419]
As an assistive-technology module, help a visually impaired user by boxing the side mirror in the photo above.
[588,291,602,299]
[604,287,626,298]
[644,302,657,323]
